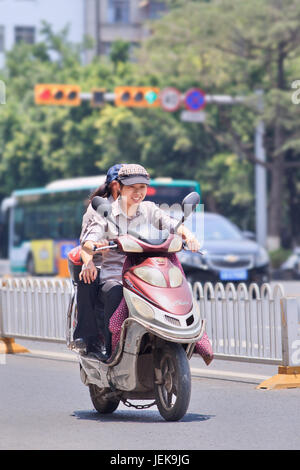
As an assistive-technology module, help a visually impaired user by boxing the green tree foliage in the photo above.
[110,39,130,68]
[2,2,300,245]
[0,24,120,199]
[138,0,300,245]
[0,19,255,231]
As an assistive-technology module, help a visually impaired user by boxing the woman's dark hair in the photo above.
[88,179,122,202]
[89,182,110,202]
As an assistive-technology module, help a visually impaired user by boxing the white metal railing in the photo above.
[0,278,298,366]
[0,278,72,342]
[193,281,285,364]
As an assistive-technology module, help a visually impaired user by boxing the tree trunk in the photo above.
[268,161,283,250]
[267,45,286,250]
[268,118,285,250]
[286,169,300,247]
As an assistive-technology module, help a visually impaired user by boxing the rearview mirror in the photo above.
[91,196,121,233]
[91,196,112,218]
[182,192,200,217]
[242,230,255,241]
[173,192,200,232]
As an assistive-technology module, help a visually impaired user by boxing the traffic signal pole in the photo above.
[254,90,267,249]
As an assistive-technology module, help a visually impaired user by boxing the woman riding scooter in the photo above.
[81,164,200,361]
[70,164,125,356]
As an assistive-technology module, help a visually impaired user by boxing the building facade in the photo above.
[0,0,166,68]
[84,0,166,62]
[0,0,85,68]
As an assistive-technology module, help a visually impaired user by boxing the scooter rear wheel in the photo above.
[89,384,120,414]
[154,343,191,421]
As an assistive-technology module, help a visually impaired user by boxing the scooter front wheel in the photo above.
[89,384,120,414]
[154,343,191,422]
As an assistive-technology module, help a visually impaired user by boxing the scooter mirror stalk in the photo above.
[173,192,200,232]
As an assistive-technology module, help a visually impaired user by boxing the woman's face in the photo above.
[121,183,148,208]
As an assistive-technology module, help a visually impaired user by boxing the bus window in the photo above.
[13,207,25,246]
[0,207,9,257]
[145,185,197,206]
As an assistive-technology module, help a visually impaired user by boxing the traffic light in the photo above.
[34,84,81,106]
[91,88,106,107]
[114,86,160,108]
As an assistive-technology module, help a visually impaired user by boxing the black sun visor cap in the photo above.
[117,164,150,185]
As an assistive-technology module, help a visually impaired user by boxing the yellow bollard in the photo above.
[257,366,300,390]
[0,337,29,354]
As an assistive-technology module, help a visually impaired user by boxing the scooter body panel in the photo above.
[124,257,193,315]
[79,322,153,392]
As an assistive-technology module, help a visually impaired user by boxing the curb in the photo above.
[22,349,77,363]
[20,348,271,383]
[190,367,271,383]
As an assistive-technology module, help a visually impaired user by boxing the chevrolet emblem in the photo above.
[224,254,239,263]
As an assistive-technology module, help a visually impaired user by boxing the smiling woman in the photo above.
[119,183,148,214]
[81,163,201,358]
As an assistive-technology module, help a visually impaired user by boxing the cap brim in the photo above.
[119,176,150,185]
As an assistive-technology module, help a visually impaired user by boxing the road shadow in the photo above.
[72,409,214,423]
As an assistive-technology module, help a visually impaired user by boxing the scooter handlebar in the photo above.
[93,240,205,254]
[93,241,118,252]
[182,241,205,255]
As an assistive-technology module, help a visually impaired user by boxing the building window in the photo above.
[0,26,4,52]
[107,0,130,24]
[148,1,166,19]
[15,26,35,45]
[101,42,112,56]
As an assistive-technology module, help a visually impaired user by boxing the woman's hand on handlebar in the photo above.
[177,225,200,252]
[184,234,201,252]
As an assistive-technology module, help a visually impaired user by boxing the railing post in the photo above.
[0,279,29,354]
[0,280,3,334]
[281,297,300,367]
[257,295,300,389]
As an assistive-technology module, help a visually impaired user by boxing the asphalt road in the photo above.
[1,271,300,451]
[0,349,300,451]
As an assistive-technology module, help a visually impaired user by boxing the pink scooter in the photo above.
[71,193,208,421]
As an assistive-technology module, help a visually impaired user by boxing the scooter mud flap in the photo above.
[79,355,110,389]
[107,322,148,392]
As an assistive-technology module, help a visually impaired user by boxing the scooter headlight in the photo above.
[119,238,143,252]
[169,266,183,287]
[168,235,183,252]
[131,296,155,320]
[134,266,167,287]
